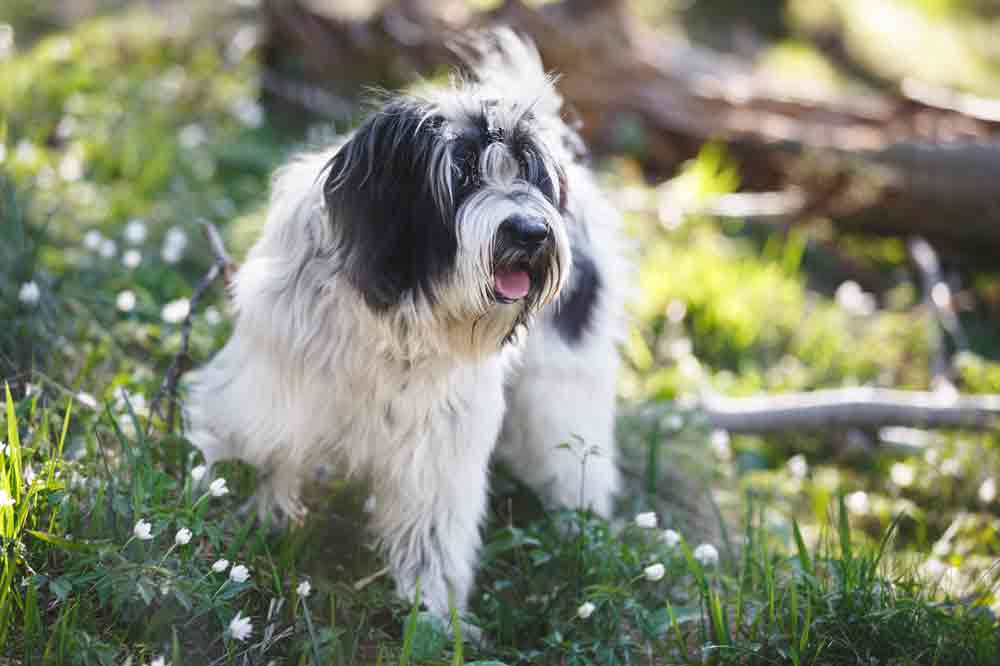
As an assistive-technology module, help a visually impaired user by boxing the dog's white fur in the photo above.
[186,30,625,619]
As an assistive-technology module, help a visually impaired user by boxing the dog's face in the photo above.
[322,88,572,352]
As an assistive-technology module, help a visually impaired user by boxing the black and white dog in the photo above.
[187,29,626,620]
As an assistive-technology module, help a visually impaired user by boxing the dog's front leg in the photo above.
[370,426,493,620]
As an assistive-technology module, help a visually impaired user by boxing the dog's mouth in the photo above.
[493,264,532,303]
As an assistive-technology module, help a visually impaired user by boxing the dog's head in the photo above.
[321,30,575,352]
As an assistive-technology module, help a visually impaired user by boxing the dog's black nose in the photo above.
[500,215,550,251]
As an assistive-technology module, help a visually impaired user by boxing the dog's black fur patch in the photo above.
[553,235,601,345]
[323,100,458,311]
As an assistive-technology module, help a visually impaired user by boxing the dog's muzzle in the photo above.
[492,214,553,303]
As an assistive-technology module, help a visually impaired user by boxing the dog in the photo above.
[186,29,626,621]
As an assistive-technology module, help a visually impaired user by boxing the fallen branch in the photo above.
[262,0,1000,258]
[698,387,1000,433]
[147,222,237,436]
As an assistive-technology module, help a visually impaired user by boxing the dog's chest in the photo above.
[322,355,508,466]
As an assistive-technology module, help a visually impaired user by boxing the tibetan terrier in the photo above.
[186,29,626,621]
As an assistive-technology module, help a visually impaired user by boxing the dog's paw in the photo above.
[239,483,308,529]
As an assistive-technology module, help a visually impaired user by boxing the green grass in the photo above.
[3,3,1000,664]
[2,387,997,663]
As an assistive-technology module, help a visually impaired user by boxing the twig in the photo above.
[353,566,390,591]
[147,222,237,436]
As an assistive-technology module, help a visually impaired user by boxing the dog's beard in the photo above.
[432,186,570,354]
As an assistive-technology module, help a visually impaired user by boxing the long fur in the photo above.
[186,28,626,620]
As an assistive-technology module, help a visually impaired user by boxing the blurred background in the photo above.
[4,0,1000,661]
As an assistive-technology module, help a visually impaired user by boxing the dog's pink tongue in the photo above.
[495,269,531,300]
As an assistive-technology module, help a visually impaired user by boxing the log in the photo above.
[700,387,1000,433]
[260,0,1000,257]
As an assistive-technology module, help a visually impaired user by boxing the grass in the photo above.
[2,2,1000,664]
[2,387,997,663]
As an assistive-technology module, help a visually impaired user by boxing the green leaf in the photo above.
[411,611,448,661]
[792,519,813,578]
[136,579,155,606]
[49,576,73,602]
[25,530,108,553]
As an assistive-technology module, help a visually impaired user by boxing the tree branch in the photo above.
[147,222,237,436]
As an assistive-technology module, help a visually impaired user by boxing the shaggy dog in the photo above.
[186,29,626,621]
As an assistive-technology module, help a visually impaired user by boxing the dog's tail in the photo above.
[451,27,564,121]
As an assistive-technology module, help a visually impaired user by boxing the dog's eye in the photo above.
[518,154,531,179]
[453,148,479,189]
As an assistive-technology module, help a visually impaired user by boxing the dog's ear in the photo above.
[323,100,457,311]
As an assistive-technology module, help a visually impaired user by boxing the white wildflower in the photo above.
[835,280,876,316]
[133,519,154,541]
[230,98,264,128]
[116,290,137,312]
[845,491,870,515]
[577,601,596,619]
[123,249,142,269]
[164,227,188,251]
[212,559,230,573]
[787,454,809,480]
[161,243,184,264]
[179,123,207,149]
[75,392,98,410]
[116,390,147,415]
[634,512,658,529]
[14,140,38,164]
[693,543,719,567]
[921,557,947,580]
[99,238,117,259]
[161,227,188,264]
[83,230,103,251]
[58,152,83,181]
[229,563,250,583]
[979,478,997,504]
[643,563,666,582]
[124,219,147,244]
[175,528,192,546]
[890,463,916,488]
[150,656,167,666]
[709,430,732,461]
[662,529,682,549]
[228,610,253,642]
[0,489,14,507]
[18,281,40,306]
[209,477,229,497]
[191,464,207,482]
[668,338,693,359]
[941,458,962,477]
[161,298,190,324]
[204,306,222,326]
[296,580,312,598]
